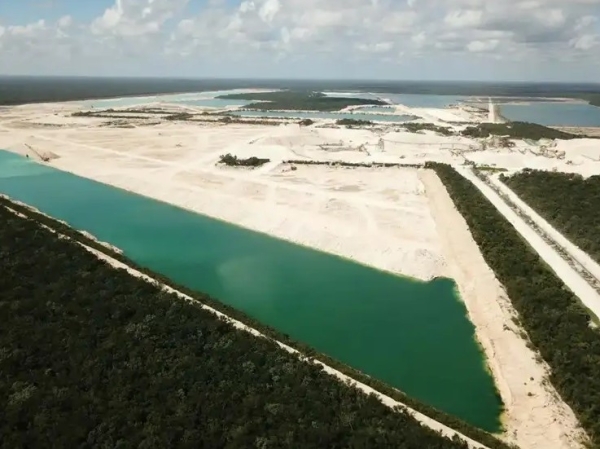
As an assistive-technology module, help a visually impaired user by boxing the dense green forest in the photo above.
[427,163,600,448]
[501,170,600,265]
[460,122,579,140]
[0,197,514,449]
[216,91,387,111]
[0,205,478,449]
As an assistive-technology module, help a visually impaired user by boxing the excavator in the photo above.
[25,143,51,162]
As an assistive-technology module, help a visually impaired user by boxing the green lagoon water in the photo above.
[0,150,502,432]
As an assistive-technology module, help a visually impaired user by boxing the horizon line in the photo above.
[1,74,600,85]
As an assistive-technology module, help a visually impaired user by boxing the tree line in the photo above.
[501,170,600,266]
[460,122,580,140]
[0,196,514,449]
[427,163,600,448]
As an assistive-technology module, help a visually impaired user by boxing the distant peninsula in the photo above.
[216,90,388,111]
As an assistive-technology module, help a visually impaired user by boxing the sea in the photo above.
[1,76,600,126]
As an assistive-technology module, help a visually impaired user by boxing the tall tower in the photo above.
[488,97,497,123]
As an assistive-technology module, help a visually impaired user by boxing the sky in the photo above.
[0,0,599,82]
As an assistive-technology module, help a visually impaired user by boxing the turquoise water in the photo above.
[322,92,467,108]
[171,99,251,108]
[322,91,382,101]
[76,90,600,127]
[0,150,502,431]
[354,106,398,113]
[385,94,467,108]
[231,110,413,122]
[79,90,264,109]
[502,102,600,127]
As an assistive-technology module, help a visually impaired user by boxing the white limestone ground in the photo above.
[2,100,599,449]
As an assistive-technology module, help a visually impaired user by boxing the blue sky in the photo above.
[0,0,599,81]
[0,0,107,23]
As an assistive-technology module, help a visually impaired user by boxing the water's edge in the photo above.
[0,194,508,447]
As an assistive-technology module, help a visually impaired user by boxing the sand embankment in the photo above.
[420,169,586,449]
[1,123,448,282]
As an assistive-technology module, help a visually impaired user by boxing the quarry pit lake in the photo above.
[0,150,502,431]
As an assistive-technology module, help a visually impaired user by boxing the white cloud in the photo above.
[258,0,280,23]
[444,10,483,29]
[570,34,598,50]
[58,16,73,29]
[91,0,188,36]
[467,39,500,52]
[357,41,394,53]
[0,0,599,80]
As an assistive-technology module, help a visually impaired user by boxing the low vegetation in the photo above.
[285,160,423,169]
[219,153,270,167]
[475,165,508,173]
[71,110,149,120]
[427,163,600,447]
[336,118,373,126]
[71,109,286,127]
[501,169,600,265]
[0,196,514,449]
[460,122,578,140]
[298,118,315,126]
[217,91,387,111]
[402,123,455,136]
[0,203,482,449]
[165,112,194,121]
[583,94,600,108]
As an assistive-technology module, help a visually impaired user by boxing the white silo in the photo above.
[488,97,498,123]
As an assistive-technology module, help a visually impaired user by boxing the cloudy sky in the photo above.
[0,0,599,81]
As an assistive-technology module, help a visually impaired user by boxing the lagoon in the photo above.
[385,94,468,108]
[322,92,467,109]
[79,90,261,110]
[0,150,502,431]
[502,101,600,127]
[231,110,414,122]
[171,98,252,108]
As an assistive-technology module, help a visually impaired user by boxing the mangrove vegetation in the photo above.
[427,163,600,448]
[216,91,387,111]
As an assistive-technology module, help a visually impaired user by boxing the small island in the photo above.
[216,90,388,111]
